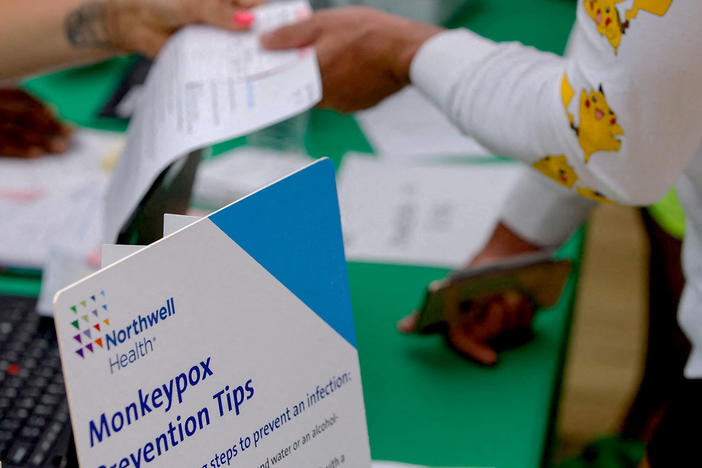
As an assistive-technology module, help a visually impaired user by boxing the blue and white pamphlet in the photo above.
[53,159,371,468]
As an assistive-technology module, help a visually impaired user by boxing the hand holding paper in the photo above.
[103,0,265,57]
[105,1,322,242]
[261,7,442,112]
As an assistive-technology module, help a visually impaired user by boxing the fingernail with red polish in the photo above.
[234,11,255,27]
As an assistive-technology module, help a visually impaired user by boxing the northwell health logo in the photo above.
[69,290,111,359]
[69,292,176,364]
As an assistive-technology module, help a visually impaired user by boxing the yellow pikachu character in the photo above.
[577,87,624,162]
[533,156,579,188]
[562,75,624,163]
[584,0,673,53]
[584,0,626,53]
[577,186,615,203]
[625,0,673,21]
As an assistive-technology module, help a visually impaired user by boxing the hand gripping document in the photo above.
[53,159,371,468]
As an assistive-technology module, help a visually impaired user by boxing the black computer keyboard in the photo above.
[0,295,75,468]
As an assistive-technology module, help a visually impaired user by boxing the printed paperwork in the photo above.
[104,0,322,242]
[355,87,493,162]
[337,155,520,268]
[0,129,123,269]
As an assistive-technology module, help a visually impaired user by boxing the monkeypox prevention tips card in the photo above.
[53,159,371,468]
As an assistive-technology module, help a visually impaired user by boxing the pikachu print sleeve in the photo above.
[410,0,702,206]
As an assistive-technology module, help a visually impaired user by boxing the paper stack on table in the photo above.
[337,154,520,268]
[104,0,322,242]
[0,129,124,269]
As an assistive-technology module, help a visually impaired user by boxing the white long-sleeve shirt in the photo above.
[409,0,702,377]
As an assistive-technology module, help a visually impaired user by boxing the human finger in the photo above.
[191,0,259,31]
[501,290,535,329]
[260,17,319,49]
[447,326,498,365]
[0,136,43,158]
[397,311,419,334]
[463,299,505,342]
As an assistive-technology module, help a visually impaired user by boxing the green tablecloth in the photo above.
[9,1,585,466]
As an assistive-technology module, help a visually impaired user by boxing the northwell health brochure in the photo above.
[54,160,372,468]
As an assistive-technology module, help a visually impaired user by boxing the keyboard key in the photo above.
[6,362,21,376]
[29,450,49,467]
[0,386,18,399]
[40,394,61,407]
[33,339,49,351]
[4,376,24,388]
[27,347,46,360]
[55,409,69,423]
[46,383,64,395]
[19,426,42,441]
[36,366,55,379]
[17,397,37,409]
[21,357,38,370]
[0,418,20,432]
[33,404,53,417]
[23,387,42,399]
[6,441,32,463]
[27,416,48,428]
[6,407,30,421]
[0,321,13,334]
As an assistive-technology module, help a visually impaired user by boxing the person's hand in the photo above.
[103,0,266,57]
[0,89,72,158]
[261,7,443,113]
[398,222,543,365]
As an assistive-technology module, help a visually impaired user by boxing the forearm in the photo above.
[0,0,117,81]
[409,3,702,206]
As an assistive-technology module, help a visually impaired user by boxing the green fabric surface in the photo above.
[351,232,584,468]
[0,271,42,298]
[5,1,584,466]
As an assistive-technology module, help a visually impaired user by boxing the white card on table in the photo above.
[54,159,370,468]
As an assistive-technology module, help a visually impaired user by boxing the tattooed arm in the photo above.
[0,0,264,82]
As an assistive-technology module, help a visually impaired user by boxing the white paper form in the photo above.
[0,129,123,269]
[337,155,520,268]
[193,147,313,209]
[355,87,493,162]
[104,0,322,242]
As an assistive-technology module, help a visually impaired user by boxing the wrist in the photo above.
[388,19,443,85]
[104,0,132,52]
[470,222,542,267]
